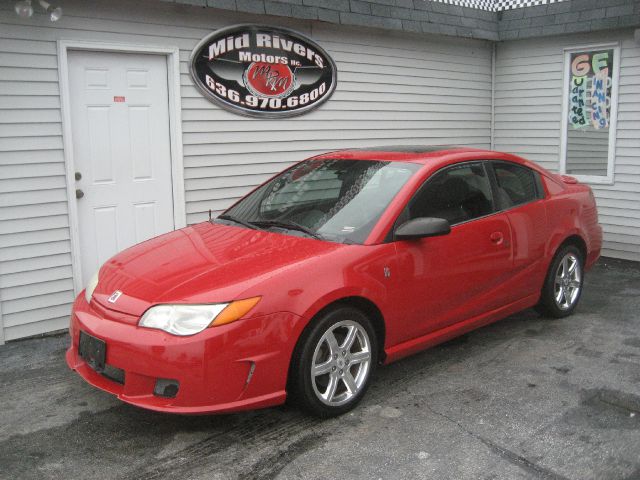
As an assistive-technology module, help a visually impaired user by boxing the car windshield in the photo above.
[219,159,421,244]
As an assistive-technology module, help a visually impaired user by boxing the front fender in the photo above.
[236,242,396,356]
[296,286,387,329]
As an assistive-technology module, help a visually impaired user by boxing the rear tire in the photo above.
[289,306,378,418]
[536,245,584,318]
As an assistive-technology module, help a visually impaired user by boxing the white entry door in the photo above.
[68,51,175,284]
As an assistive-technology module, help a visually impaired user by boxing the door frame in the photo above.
[57,40,186,296]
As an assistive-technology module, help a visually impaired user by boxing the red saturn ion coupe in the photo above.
[67,146,602,417]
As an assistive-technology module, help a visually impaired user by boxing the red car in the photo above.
[66,146,602,417]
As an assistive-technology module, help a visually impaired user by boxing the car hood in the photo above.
[92,221,343,317]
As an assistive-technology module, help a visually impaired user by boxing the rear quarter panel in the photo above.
[542,174,602,270]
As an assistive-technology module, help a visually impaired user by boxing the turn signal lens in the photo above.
[210,296,261,327]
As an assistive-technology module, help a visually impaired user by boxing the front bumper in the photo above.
[66,293,301,414]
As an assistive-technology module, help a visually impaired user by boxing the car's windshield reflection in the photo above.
[218,159,420,244]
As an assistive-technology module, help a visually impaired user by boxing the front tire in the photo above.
[289,306,378,418]
[537,245,584,318]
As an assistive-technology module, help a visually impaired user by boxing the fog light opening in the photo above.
[154,379,180,398]
[102,364,125,385]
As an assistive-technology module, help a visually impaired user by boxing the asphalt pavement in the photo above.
[1,258,639,480]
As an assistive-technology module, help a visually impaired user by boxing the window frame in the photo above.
[488,160,545,212]
[559,42,621,185]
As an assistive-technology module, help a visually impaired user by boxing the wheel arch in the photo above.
[558,234,587,262]
[304,296,385,360]
[286,295,387,395]
[546,229,587,267]
[536,234,586,318]
[327,296,386,362]
[536,232,588,306]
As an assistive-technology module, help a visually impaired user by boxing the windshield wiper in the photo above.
[251,220,325,240]
[216,214,259,230]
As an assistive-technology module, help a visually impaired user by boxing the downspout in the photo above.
[490,41,496,151]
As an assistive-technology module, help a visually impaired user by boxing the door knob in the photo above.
[75,171,82,181]
[490,231,503,244]
[76,189,84,199]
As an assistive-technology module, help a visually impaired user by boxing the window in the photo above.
[492,162,542,209]
[561,44,620,184]
[223,159,420,244]
[405,163,494,226]
[260,163,342,214]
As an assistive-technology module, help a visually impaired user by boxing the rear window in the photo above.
[492,162,542,208]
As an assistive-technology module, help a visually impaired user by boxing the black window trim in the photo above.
[386,160,500,242]
[487,160,546,213]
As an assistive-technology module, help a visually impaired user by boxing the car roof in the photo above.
[311,145,537,170]
[312,145,491,163]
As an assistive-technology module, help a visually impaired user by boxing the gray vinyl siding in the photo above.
[494,29,640,262]
[0,0,492,341]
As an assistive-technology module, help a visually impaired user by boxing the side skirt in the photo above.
[383,294,539,364]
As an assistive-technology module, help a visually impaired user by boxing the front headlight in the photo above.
[138,296,261,336]
[84,270,100,304]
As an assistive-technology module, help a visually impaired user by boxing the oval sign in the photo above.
[189,24,337,118]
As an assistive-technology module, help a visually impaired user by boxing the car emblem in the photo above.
[107,290,123,303]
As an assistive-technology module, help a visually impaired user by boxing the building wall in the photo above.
[494,29,640,261]
[0,0,493,341]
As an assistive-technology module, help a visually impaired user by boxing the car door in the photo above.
[390,162,514,342]
[489,161,548,301]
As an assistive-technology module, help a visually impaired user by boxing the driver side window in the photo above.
[407,162,495,225]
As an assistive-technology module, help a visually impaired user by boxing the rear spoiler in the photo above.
[559,174,579,184]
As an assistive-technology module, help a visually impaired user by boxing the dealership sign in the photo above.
[190,25,337,118]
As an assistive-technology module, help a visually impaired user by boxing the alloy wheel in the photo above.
[311,320,371,406]
[554,253,582,310]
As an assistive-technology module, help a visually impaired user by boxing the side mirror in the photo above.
[394,217,451,240]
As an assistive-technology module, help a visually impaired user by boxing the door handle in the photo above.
[76,189,84,199]
[490,231,504,244]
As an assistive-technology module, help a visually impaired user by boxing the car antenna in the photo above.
[209,209,212,221]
